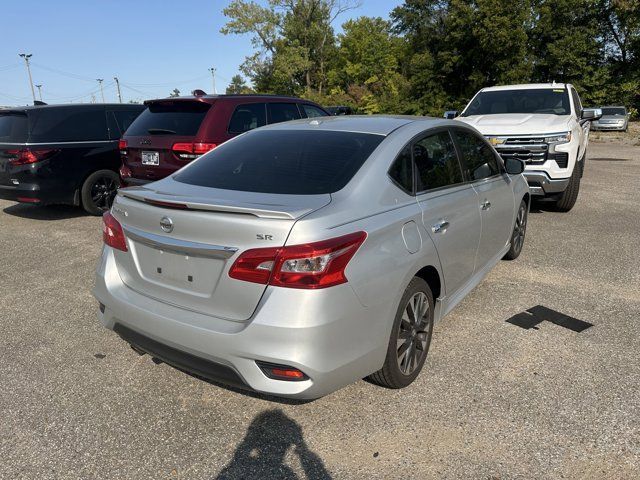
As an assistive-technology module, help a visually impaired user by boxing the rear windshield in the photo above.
[601,107,626,115]
[462,89,571,116]
[0,113,28,143]
[174,130,384,195]
[126,101,210,136]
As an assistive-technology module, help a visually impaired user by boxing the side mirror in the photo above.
[582,108,602,121]
[443,110,458,119]
[505,158,525,175]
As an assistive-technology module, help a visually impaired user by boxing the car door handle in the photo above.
[431,220,450,234]
[481,200,492,210]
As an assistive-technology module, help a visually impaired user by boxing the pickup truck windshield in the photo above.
[462,89,571,116]
[601,107,626,115]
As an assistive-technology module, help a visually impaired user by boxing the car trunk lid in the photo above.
[110,181,331,321]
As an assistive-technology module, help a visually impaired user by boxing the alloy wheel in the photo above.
[396,291,431,376]
[90,176,118,212]
[512,203,527,254]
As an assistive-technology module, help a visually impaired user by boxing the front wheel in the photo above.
[552,163,581,212]
[368,277,434,389]
[81,170,120,216]
[503,199,528,260]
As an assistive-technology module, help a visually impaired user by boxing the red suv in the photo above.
[119,93,329,185]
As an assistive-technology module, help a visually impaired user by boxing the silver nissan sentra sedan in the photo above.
[94,115,529,400]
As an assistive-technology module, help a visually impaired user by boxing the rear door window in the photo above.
[125,101,210,136]
[267,103,301,124]
[414,131,464,192]
[174,130,383,195]
[453,130,501,181]
[300,104,328,118]
[29,108,108,142]
[228,103,266,133]
[0,114,28,143]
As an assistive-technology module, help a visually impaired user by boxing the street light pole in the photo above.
[113,76,122,103]
[96,79,105,103]
[35,84,43,102]
[19,53,36,104]
[209,67,216,94]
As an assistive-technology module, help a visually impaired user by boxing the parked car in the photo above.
[0,103,145,215]
[590,106,629,132]
[95,115,529,400]
[446,83,601,212]
[326,105,353,115]
[119,93,330,186]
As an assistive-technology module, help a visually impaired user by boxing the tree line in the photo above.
[222,0,640,117]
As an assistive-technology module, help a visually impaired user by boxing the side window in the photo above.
[29,108,108,142]
[228,103,266,134]
[388,145,413,193]
[571,88,583,116]
[414,131,463,192]
[300,104,327,118]
[267,103,301,124]
[453,130,500,181]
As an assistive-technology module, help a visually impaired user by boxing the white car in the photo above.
[447,83,601,212]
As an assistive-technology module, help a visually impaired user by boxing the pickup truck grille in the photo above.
[493,137,548,165]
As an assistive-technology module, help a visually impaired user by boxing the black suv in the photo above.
[0,103,145,215]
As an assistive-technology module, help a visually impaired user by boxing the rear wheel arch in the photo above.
[414,265,442,300]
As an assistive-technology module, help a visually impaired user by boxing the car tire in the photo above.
[503,199,528,260]
[81,169,120,216]
[368,277,434,389]
[553,163,581,212]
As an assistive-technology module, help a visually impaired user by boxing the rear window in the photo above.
[28,108,108,142]
[126,101,210,136]
[174,130,384,195]
[0,114,28,143]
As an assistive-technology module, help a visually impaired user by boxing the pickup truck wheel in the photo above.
[503,199,528,260]
[553,164,580,212]
[368,277,434,389]
[81,170,119,216]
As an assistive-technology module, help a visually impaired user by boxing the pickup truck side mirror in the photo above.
[443,110,458,119]
[504,158,526,175]
[582,108,602,121]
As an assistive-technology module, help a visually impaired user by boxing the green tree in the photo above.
[169,88,180,97]
[226,74,252,94]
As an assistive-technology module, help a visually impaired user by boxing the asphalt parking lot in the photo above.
[1,131,639,479]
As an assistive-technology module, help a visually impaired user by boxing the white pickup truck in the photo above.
[447,83,601,212]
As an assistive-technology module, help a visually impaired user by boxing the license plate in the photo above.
[141,151,159,166]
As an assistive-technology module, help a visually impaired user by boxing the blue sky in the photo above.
[0,0,402,106]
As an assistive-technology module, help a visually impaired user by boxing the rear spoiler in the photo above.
[119,187,300,220]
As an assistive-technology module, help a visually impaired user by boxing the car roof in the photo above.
[260,115,452,136]
[145,94,313,105]
[481,83,570,92]
[0,103,143,114]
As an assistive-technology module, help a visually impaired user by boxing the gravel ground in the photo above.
[0,133,638,479]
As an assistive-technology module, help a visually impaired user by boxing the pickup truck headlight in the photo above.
[545,132,572,144]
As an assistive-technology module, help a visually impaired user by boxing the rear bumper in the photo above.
[523,171,570,196]
[93,246,387,400]
[0,182,74,205]
[121,176,153,187]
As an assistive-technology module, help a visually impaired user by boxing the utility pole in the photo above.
[96,79,105,103]
[209,67,216,94]
[35,84,43,102]
[113,76,122,103]
[19,53,36,104]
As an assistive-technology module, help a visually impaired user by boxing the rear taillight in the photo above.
[171,142,216,160]
[102,211,128,252]
[7,148,59,166]
[229,231,367,289]
[118,139,128,154]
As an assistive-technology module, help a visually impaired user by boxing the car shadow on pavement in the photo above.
[506,305,593,332]
[215,409,332,480]
[2,203,87,220]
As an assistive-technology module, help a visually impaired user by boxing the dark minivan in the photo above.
[119,93,329,186]
[0,103,144,215]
